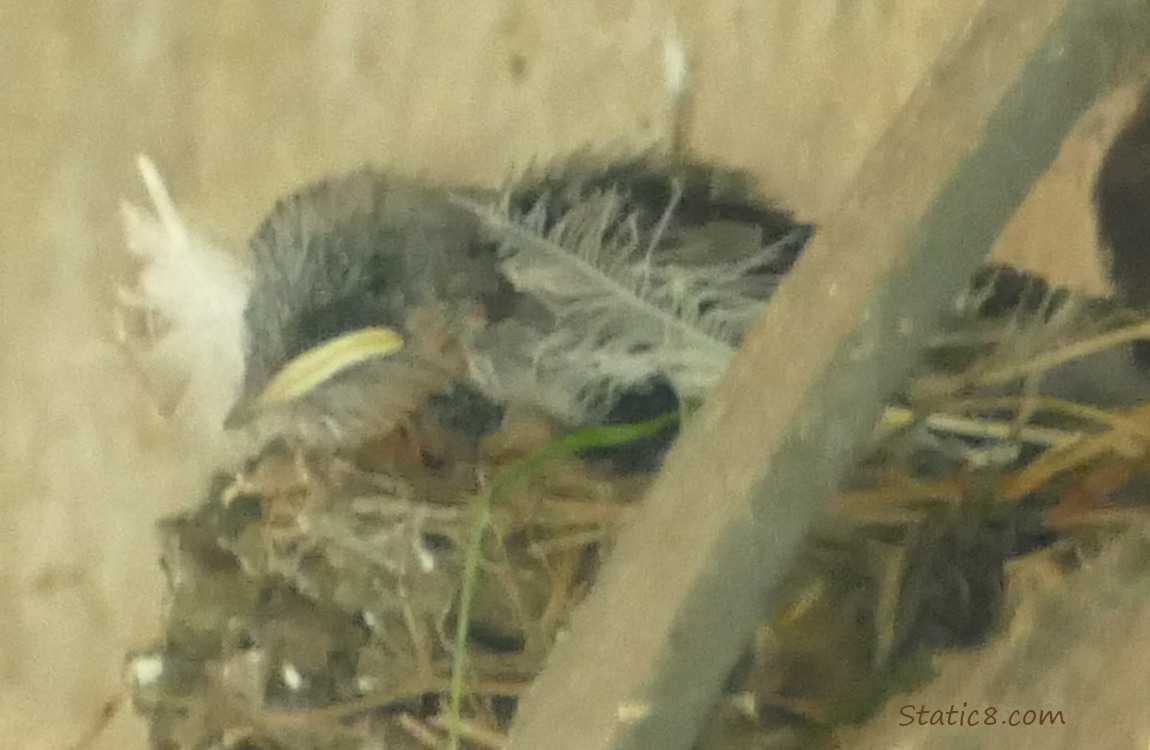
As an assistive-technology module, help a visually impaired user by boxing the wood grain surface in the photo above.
[0,2,1133,748]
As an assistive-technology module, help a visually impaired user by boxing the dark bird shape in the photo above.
[228,159,812,456]
[1096,85,1150,311]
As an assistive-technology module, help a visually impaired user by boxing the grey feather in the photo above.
[459,181,805,423]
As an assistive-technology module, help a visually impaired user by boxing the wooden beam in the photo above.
[506,2,1150,749]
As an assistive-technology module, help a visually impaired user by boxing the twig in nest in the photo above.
[945,319,1150,391]
[877,404,1080,448]
[430,713,508,749]
[395,713,444,749]
[1003,400,1150,501]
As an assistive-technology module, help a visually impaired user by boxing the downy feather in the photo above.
[119,156,250,441]
[458,181,802,423]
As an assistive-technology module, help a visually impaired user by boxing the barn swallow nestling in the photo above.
[123,157,812,464]
[223,172,509,446]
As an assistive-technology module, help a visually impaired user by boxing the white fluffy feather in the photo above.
[119,156,250,440]
[461,185,795,422]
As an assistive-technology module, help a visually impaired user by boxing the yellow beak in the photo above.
[225,326,406,427]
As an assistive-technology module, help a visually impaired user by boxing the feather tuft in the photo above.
[458,181,803,422]
[118,156,251,440]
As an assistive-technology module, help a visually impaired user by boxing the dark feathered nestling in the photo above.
[223,158,811,451]
[125,156,811,452]
[229,172,507,444]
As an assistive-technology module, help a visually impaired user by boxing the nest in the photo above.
[129,406,646,749]
[125,264,1150,749]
